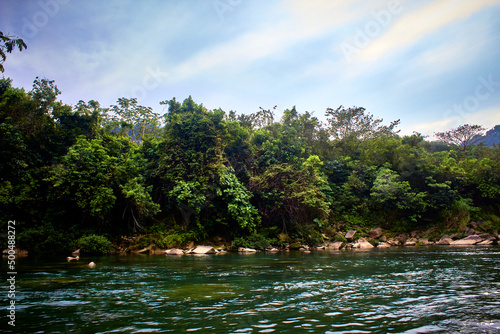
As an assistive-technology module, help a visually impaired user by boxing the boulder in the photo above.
[377,242,391,248]
[437,238,453,245]
[2,248,28,257]
[450,235,483,245]
[191,246,216,254]
[352,238,374,249]
[151,248,166,255]
[418,238,432,245]
[465,227,475,236]
[165,248,184,255]
[345,230,357,241]
[329,241,344,250]
[404,238,418,246]
[369,227,383,239]
[477,239,495,245]
[238,247,257,253]
[386,238,400,246]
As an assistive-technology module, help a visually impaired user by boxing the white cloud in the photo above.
[358,0,500,62]
[412,105,500,138]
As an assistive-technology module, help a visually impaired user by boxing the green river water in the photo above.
[1,246,500,333]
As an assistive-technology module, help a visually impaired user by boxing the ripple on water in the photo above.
[6,247,500,334]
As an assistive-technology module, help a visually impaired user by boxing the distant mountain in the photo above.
[479,125,500,146]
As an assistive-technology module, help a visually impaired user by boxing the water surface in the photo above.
[1,246,499,333]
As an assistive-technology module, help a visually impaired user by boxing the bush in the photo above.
[233,233,272,250]
[163,231,198,248]
[333,233,347,243]
[17,223,74,257]
[76,235,113,255]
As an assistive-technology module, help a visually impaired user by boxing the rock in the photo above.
[418,238,432,245]
[352,238,374,249]
[386,238,400,246]
[410,231,419,238]
[289,242,302,250]
[322,233,330,240]
[404,238,418,246]
[465,227,475,236]
[379,235,387,242]
[329,241,344,250]
[191,246,216,254]
[476,221,490,232]
[451,235,483,245]
[238,247,257,253]
[345,230,357,241]
[470,221,479,229]
[369,227,383,239]
[477,239,496,245]
[377,242,391,248]
[72,249,80,256]
[88,262,96,268]
[151,248,166,255]
[3,248,28,257]
[437,238,453,245]
[269,248,279,252]
[165,248,184,255]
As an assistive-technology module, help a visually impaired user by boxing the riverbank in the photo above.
[112,220,499,256]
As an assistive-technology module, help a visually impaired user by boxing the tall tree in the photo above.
[435,124,486,154]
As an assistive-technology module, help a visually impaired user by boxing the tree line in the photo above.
[1,77,499,255]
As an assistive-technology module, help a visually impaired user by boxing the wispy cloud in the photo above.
[412,105,500,137]
[358,0,500,62]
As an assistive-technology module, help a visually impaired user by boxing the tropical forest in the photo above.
[1,75,499,256]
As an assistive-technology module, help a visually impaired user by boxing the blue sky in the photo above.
[1,0,500,136]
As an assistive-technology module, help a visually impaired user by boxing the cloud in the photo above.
[412,105,500,137]
[168,0,393,81]
[358,0,500,62]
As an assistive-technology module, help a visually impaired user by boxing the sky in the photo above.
[1,0,500,136]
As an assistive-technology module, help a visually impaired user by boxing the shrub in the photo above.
[76,235,113,255]
[163,231,198,248]
[232,233,272,250]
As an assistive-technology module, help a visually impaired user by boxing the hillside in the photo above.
[480,125,500,146]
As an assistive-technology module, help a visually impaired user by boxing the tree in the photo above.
[0,31,27,72]
[325,105,400,155]
[325,105,400,141]
[108,97,161,140]
[435,124,486,154]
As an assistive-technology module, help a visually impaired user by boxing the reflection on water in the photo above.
[1,247,500,333]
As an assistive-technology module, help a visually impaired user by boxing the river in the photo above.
[1,246,499,333]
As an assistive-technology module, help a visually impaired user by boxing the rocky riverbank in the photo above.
[158,222,499,255]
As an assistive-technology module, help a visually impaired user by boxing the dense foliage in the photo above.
[1,77,499,254]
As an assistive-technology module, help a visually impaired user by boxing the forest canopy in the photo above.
[1,77,499,255]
